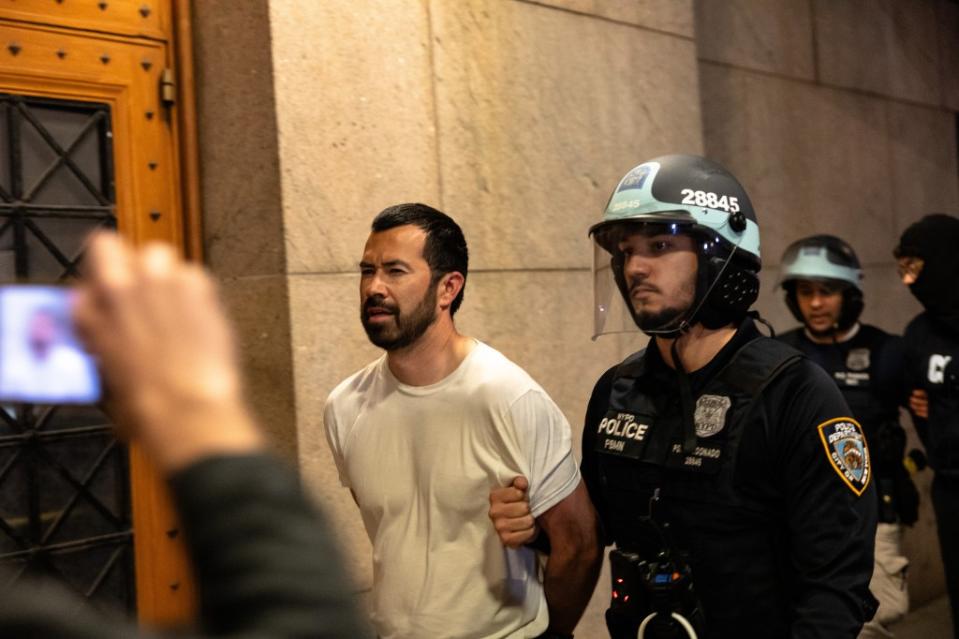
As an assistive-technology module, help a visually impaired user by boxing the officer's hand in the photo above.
[909,389,929,419]
[489,476,537,548]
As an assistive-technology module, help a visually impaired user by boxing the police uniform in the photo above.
[897,213,959,638]
[903,311,959,636]
[779,325,917,526]
[582,318,878,638]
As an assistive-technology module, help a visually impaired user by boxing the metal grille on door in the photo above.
[0,92,133,613]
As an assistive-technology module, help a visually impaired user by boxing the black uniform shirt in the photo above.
[778,324,904,433]
[903,312,959,475]
[582,319,877,638]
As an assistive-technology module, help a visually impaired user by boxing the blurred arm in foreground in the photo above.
[0,233,366,639]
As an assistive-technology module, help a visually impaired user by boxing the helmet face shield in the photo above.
[590,221,696,339]
[589,155,763,339]
[592,239,637,339]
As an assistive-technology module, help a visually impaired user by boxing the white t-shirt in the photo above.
[324,341,580,639]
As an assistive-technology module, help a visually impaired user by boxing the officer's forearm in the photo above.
[543,539,602,633]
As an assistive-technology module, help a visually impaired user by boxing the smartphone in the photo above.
[0,285,101,404]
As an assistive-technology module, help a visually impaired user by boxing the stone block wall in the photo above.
[696,0,959,606]
[191,0,958,634]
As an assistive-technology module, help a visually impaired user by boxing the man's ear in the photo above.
[436,272,465,311]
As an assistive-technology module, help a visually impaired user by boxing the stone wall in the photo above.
[695,0,959,606]
[191,0,959,635]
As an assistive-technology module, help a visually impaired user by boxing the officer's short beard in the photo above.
[361,285,438,351]
[629,273,697,333]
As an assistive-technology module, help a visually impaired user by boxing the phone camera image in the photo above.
[0,286,101,404]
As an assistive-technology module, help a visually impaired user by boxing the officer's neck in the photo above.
[655,323,737,373]
[804,322,859,345]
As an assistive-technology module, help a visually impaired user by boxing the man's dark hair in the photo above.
[371,203,469,315]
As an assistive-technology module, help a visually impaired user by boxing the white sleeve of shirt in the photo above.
[508,388,581,518]
[322,398,351,489]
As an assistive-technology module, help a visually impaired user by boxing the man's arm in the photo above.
[536,479,603,635]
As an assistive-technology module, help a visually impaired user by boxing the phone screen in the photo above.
[0,286,101,404]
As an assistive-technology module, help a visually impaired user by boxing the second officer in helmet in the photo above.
[778,236,919,637]
[489,155,877,638]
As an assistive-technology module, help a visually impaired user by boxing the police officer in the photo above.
[489,155,877,638]
[895,213,959,639]
[778,235,918,637]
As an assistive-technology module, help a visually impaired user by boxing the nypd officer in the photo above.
[778,235,918,638]
[895,213,959,639]
[489,155,877,638]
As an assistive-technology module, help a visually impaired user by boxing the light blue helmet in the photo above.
[589,155,762,337]
[779,235,864,331]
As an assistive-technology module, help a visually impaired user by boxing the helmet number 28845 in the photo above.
[681,188,740,213]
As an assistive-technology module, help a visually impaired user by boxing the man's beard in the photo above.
[361,287,438,351]
[629,277,696,333]
[634,305,689,332]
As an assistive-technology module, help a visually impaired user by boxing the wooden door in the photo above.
[0,0,198,625]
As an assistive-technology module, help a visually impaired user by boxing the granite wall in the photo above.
[191,0,959,634]
[696,0,959,607]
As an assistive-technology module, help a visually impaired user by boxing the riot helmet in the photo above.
[779,235,864,333]
[589,154,761,338]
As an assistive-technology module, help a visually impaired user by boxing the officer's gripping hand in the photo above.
[909,389,929,419]
[489,476,538,548]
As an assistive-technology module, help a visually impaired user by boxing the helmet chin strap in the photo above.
[670,335,699,455]
[638,240,742,338]
[640,237,746,456]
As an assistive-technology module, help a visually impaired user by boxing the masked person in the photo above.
[324,203,602,639]
[895,213,959,639]
[489,155,877,638]
[778,235,918,638]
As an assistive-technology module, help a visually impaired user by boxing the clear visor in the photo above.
[591,240,639,340]
[589,220,747,340]
[590,221,689,340]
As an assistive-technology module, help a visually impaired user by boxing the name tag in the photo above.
[665,442,724,474]
[594,410,652,459]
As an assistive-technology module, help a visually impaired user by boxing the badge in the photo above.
[594,410,652,460]
[846,348,870,372]
[817,417,871,496]
[694,394,731,438]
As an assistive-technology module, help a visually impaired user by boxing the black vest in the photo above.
[594,336,802,635]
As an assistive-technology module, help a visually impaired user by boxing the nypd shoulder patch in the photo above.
[817,417,871,496]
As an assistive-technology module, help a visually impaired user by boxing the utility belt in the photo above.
[606,547,705,639]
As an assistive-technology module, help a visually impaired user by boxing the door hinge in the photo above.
[160,68,176,107]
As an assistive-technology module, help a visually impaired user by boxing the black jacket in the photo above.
[779,325,917,523]
[582,319,877,638]
[0,454,367,638]
[904,312,959,476]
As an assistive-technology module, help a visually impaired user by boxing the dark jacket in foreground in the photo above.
[0,454,367,638]
[582,318,878,638]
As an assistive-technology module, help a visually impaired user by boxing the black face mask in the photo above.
[896,213,959,333]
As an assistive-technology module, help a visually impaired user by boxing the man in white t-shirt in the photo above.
[324,203,602,639]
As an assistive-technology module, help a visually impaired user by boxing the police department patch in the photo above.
[694,394,731,438]
[846,348,870,372]
[817,417,871,496]
[616,165,652,193]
